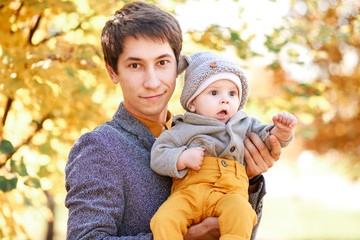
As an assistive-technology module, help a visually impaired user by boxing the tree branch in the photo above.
[2,97,13,127]
[36,22,81,45]
[44,190,55,240]
[0,113,53,168]
[28,14,42,45]
[35,8,103,45]
[16,1,24,17]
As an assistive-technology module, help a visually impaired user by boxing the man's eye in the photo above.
[158,60,168,66]
[130,63,140,69]
[211,91,217,96]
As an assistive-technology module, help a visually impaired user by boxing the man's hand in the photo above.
[184,217,220,240]
[177,147,205,171]
[244,133,281,179]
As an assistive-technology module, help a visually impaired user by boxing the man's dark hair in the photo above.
[101,1,183,74]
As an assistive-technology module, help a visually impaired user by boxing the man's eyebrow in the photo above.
[156,53,173,59]
[124,53,173,62]
[124,57,142,62]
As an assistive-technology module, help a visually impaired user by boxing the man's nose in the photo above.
[143,67,161,89]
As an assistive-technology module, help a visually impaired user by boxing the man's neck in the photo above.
[148,109,168,124]
[124,105,172,137]
[123,104,168,124]
[123,104,167,124]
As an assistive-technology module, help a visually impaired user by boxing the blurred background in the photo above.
[1,0,360,239]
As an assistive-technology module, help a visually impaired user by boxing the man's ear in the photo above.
[188,101,196,112]
[105,63,118,84]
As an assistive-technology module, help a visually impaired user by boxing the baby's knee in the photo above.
[151,207,183,227]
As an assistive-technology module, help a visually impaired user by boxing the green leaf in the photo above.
[25,196,32,206]
[37,165,51,178]
[238,6,244,15]
[0,140,14,154]
[230,32,240,42]
[24,177,41,188]
[268,61,280,70]
[298,93,310,98]
[299,126,318,139]
[283,87,296,94]
[299,83,311,89]
[10,159,29,177]
[0,176,18,192]
[287,48,300,57]
[66,67,75,78]
[335,33,350,41]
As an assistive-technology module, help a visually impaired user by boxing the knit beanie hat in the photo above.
[178,51,249,112]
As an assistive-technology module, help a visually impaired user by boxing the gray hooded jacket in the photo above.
[151,111,291,179]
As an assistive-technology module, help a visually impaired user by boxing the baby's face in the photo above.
[188,79,241,123]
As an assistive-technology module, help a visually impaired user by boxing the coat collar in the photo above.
[112,102,156,151]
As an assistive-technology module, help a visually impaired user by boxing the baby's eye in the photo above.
[229,91,236,96]
[211,91,217,96]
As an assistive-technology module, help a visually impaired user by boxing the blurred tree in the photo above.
[262,0,360,180]
[0,0,134,238]
[184,0,360,181]
[0,0,203,238]
[1,0,359,239]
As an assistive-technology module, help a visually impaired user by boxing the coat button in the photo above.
[221,160,227,167]
[230,146,236,152]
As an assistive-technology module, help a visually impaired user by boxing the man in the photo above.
[65,2,281,239]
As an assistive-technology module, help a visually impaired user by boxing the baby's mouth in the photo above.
[216,109,228,119]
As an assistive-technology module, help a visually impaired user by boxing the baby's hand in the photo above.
[272,112,297,133]
[177,147,205,171]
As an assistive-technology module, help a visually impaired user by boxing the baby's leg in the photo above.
[150,190,200,240]
[214,193,257,240]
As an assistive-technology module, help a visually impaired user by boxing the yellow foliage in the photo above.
[1,0,360,238]
[0,1,116,237]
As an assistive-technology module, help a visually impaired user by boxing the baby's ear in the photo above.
[177,54,191,76]
[188,101,196,112]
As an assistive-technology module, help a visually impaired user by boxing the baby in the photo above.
[150,51,297,240]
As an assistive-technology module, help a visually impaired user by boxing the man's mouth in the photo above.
[142,92,164,101]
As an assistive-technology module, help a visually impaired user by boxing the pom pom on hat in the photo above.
[178,51,249,112]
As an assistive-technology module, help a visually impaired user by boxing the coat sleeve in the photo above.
[150,130,188,178]
[65,131,153,240]
[247,117,293,150]
[248,175,266,240]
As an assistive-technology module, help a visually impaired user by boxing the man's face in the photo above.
[109,36,177,122]
[188,79,241,123]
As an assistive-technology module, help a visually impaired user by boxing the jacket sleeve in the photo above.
[248,175,266,240]
[65,132,153,240]
[150,130,188,178]
[247,117,293,150]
